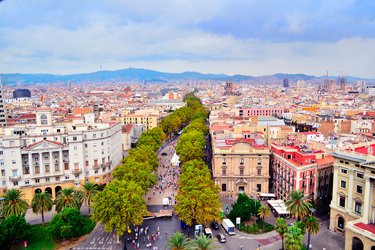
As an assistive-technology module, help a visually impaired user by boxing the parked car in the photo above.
[211,220,220,230]
[217,233,226,243]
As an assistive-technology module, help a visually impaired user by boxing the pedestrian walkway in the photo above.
[145,140,180,206]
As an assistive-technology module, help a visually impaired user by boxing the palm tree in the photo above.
[55,187,81,213]
[284,225,304,250]
[304,215,320,249]
[275,218,288,250]
[166,232,189,250]
[80,182,98,214]
[193,234,213,250]
[31,191,53,225]
[2,189,29,218]
[257,205,271,232]
[285,190,312,221]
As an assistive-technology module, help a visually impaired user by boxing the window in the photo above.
[35,179,40,183]
[344,161,349,165]
[356,185,363,194]
[341,168,347,174]
[240,158,244,164]
[46,178,50,183]
[239,167,244,176]
[2,180,5,186]
[25,180,29,185]
[13,181,18,186]
[40,114,48,125]
[257,168,262,176]
[339,160,344,163]
[12,170,17,177]
[73,136,77,141]
[222,183,227,192]
[1,170,5,176]
[85,144,88,148]
[356,172,364,179]
[65,175,70,180]
[0,151,3,155]
[257,184,262,192]
[74,146,77,150]
[56,177,60,181]
[222,158,226,164]
[75,174,79,178]
[93,134,96,139]
[340,180,346,189]
[355,201,362,214]
[95,170,98,174]
[12,160,16,165]
[339,196,345,207]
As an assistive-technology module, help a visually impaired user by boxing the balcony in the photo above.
[72,169,82,174]
[9,175,22,181]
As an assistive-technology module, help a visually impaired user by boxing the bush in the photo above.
[0,215,32,248]
[238,220,274,235]
[47,208,95,240]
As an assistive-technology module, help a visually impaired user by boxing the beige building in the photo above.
[329,143,375,250]
[211,132,270,195]
[122,108,160,131]
[0,108,123,203]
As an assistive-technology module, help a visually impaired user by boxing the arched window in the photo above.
[40,114,48,125]
[222,183,227,192]
[338,216,344,230]
[352,237,364,250]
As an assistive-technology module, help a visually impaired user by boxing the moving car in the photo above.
[216,233,226,243]
[211,220,220,230]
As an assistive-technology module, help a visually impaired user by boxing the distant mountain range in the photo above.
[0,67,373,85]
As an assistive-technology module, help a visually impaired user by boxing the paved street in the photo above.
[145,138,180,206]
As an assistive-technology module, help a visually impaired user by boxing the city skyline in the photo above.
[1,0,375,78]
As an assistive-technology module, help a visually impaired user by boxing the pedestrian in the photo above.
[240,244,243,250]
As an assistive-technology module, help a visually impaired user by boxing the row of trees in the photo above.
[1,182,98,223]
[0,183,98,247]
[173,94,221,227]
[91,99,199,241]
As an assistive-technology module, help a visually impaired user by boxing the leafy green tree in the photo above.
[2,189,29,218]
[55,187,81,213]
[285,190,312,221]
[0,215,31,248]
[193,234,214,250]
[275,218,288,250]
[228,194,261,222]
[304,215,320,249]
[113,159,157,191]
[80,182,99,215]
[284,225,304,250]
[175,160,221,226]
[166,232,189,250]
[176,129,206,162]
[92,180,147,242]
[125,145,159,169]
[31,191,53,225]
[47,207,94,240]
[257,205,271,232]
[160,115,181,137]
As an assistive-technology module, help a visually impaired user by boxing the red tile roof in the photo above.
[354,222,375,235]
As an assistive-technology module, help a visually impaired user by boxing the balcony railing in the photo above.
[9,175,22,181]
[72,169,82,174]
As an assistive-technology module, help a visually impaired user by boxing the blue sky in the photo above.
[0,0,374,77]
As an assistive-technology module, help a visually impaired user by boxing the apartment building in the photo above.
[211,132,270,195]
[329,142,375,249]
[271,142,333,201]
[122,109,160,131]
[0,108,122,203]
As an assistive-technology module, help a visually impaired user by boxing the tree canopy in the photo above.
[175,160,220,226]
[92,180,147,237]
[228,193,261,223]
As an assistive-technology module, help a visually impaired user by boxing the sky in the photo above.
[0,0,375,77]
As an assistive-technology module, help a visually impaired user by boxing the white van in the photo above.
[204,228,213,238]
